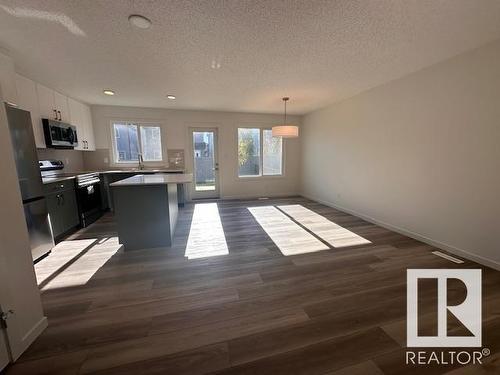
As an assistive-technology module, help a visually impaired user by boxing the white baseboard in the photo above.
[12,316,48,361]
[187,192,300,202]
[222,192,300,200]
[301,193,500,271]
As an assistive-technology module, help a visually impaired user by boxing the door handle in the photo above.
[57,110,62,121]
[53,109,58,120]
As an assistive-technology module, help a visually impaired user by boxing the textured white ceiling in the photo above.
[1,0,500,114]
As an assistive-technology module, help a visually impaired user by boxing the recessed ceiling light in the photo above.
[128,14,152,29]
[166,95,176,100]
[103,89,115,96]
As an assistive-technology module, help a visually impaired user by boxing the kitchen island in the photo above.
[110,173,192,251]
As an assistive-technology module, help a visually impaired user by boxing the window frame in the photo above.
[110,121,164,166]
[237,126,284,179]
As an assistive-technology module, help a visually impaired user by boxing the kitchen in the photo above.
[0,37,301,371]
[5,63,191,262]
[0,47,199,370]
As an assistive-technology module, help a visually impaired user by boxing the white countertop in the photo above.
[110,173,193,187]
[41,169,185,184]
[97,169,184,174]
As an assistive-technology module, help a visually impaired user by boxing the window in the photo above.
[113,123,139,162]
[238,128,261,177]
[263,129,282,175]
[112,122,163,163]
[238,128,282,177]
[140,126,162,161]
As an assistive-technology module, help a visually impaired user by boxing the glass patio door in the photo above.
[190,128,219,199]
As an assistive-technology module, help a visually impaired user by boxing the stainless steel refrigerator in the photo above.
[5,104,54,261]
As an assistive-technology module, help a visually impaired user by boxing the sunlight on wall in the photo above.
[248,206,328,256]
[185,203,229,259]
[35,237,120,291]
[278,205,371,248]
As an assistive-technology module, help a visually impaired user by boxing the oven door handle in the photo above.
[78,179,101,188]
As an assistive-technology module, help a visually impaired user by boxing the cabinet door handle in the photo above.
[85,141,88,149]
[53,109,58,120]
[57,110,62,121]
[60,193,65,205]
[56,194,61,205]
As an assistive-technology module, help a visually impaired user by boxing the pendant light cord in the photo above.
[284,100,286,124]
[283,97,289,124]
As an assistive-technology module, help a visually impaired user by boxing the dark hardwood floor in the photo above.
[6,197,500,374]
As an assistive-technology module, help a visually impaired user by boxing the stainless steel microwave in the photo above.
[42,119,78,149]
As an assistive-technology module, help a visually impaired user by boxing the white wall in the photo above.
[88,105,301,200]
[301,39,500,269]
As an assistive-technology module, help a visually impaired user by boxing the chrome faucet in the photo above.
[138,153,144,170]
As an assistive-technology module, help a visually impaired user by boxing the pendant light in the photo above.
[272,97,299,138]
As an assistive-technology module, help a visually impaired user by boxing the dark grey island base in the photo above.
[111,174,193,251]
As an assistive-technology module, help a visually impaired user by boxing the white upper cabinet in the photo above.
[15,75,45,148]
[54,91,70,122]
[68,97,84,150]
[82,104,95,151]
[16,75,95,152]
[0,51,18,106]
[36,83,58,120]
[36,84,70,123]
[68,98,95,151]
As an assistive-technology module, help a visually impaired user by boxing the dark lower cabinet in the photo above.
[102,172,185,211]
[102,173,137,211]
[45,182,80,240]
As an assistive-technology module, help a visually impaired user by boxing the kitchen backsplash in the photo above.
[37,148,186,172]
[167,149,185,170]
[37,148,84,172]
[82,148,186,170]
[82,148,111,170]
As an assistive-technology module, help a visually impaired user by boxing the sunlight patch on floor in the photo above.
[277,205,371,248]
[35,237,121,291]
[248,206,328,256]
[185,203,229,259]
